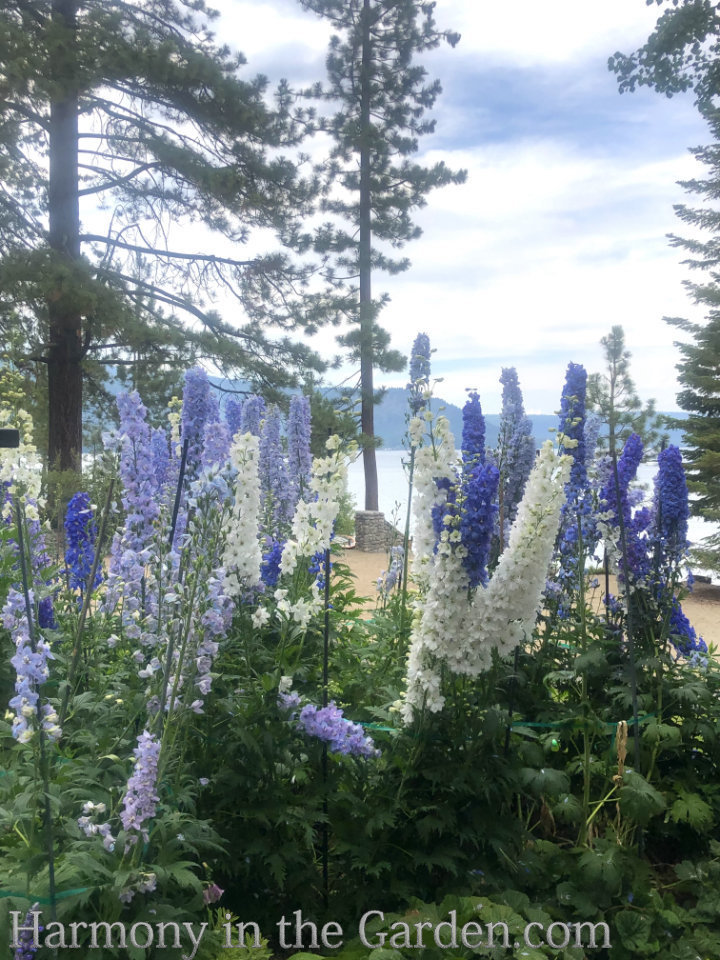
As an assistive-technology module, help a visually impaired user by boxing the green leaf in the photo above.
[519,766,570,798]
[614,911,655,954]
[618,771,666,825]
[669,790,714,832]
[577,847,623,896]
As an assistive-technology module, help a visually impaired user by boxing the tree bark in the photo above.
[47,0,82,473]
[359,0,378,511]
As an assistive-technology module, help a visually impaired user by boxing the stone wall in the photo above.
[354,510,404,552]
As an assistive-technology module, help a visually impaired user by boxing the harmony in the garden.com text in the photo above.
[11,906,611,957]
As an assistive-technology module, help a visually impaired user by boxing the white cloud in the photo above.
[184,1,711,415]
[351,135,705,413]
[432,0,666,66]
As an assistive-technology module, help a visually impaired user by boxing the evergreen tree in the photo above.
[667,314,720,569]
[609,0,720,108]
[297,0,466,510]
[0,0,328,472]
[610,1,720,567]
[587,326,665,457]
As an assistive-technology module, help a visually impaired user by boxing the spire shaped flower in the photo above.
[407,332,432,413]
[64,492,101,592]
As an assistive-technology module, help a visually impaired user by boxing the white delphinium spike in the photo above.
[467,441,570,668]
[401,440,570,723]
[400,530,470,723]
[411,413,458,591]
[0,408,43,514]
[223,432,263,596]
[280,436,347,579]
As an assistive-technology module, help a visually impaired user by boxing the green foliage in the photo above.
[297,0,466,508]
[609,0,720,108]
[3,397,720,960]
[303,379,362,458]
[587,325,666,455]
[0,0,333,465]
[609,2,720,569]
[666,312,720,569]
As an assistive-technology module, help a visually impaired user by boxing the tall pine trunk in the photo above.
[47,0,82,474]
[359,0,378,511]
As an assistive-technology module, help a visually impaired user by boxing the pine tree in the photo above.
[610,1,720,566]
[668,315,720,538]
[0,0,328,472]
[297,0,466,510]
[587,326,665,457]
[609,0,720,108]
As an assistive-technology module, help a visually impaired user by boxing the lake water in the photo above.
[347,449,717,578]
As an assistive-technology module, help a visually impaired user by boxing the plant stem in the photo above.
[168,437,189,548]
[399,445,415,637]
[14,498,58,925]
[59,476,115,728]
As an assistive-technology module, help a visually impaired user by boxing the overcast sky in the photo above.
[206,0,710,414]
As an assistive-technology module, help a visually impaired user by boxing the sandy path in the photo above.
[341,549,720,647]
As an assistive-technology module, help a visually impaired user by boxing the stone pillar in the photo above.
[354,511,388,552]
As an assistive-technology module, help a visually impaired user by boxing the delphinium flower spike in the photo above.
[496,367,535,537]
[181,367,219,482]
[120,730,161,848]
[64,492,102,593]
[287,395,312,503]
[407,332,432,414]
[260,407,293,530]
[240,395,266,437]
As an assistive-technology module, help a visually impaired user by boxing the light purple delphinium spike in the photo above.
[120,730,161,847]
[260,407,293,530]
[4,587,60,743]
[150,427,171,490]
[182,368,219,481]
[102,392,163,632]
[240,395,266,437]
[281,699,380,758]
[287,396,312,503]
[224,398,243,439]
[202,421,231,468]
[112,392,160,557]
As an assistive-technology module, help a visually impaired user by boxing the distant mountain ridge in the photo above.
[104,372,688,451]
[371,387,688,451]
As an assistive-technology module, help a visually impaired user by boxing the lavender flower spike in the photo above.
[120,730,161,847]
[182,367,219,481]
[260,407,293,529]
[497,367,535,529]
[240,395,266,437]
[287,396,312,502]
[4,587,59,743]
[225,398,243,438]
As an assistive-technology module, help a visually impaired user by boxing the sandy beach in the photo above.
[341,548,720,648]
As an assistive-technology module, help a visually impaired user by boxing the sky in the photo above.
[205,0,711,414]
